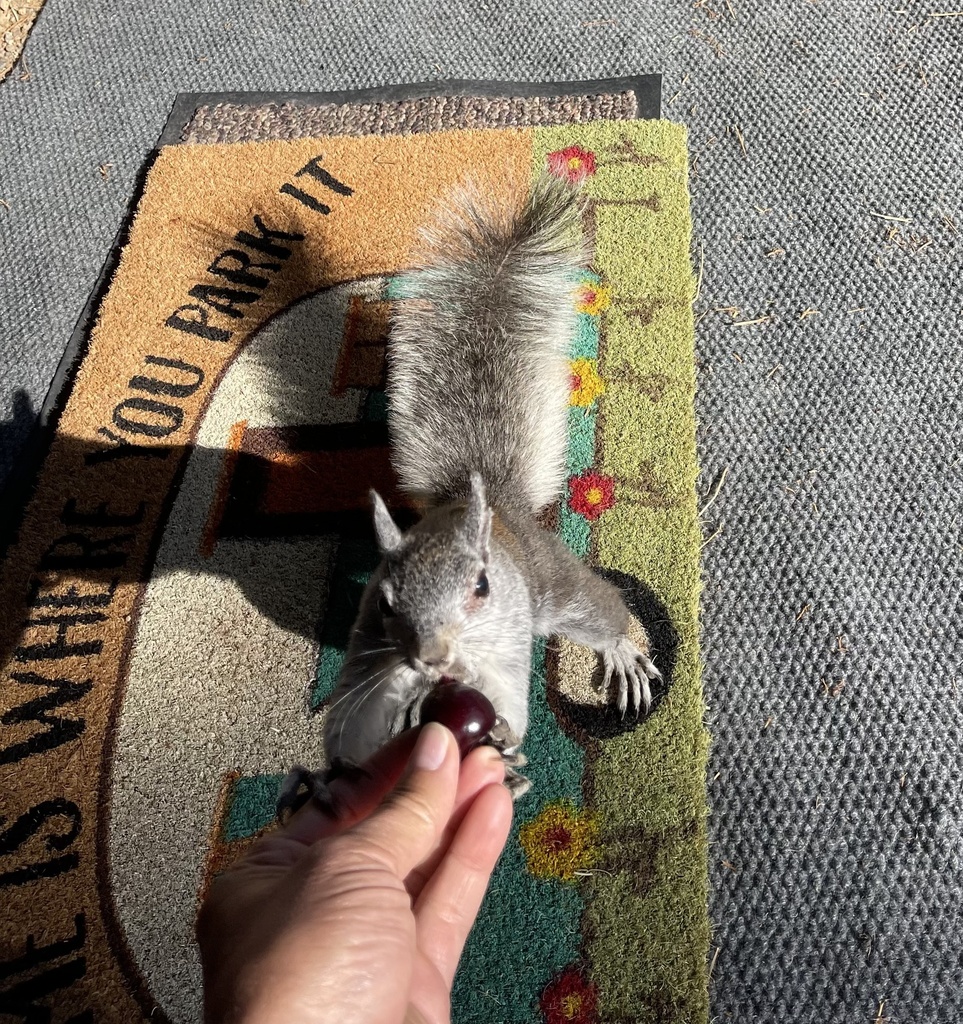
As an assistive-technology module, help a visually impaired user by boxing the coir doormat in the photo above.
[0,102,708,1024]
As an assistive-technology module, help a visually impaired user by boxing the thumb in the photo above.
[343,722,460,878]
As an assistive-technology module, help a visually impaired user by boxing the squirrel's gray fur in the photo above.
[388,173,589,513]
[281,173,660,812]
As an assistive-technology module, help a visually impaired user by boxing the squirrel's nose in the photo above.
[414,638,453,671]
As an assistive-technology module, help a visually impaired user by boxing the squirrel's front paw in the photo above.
[487,716,531,799]
[390,693,425,737]
[602,637,661,718]
[276,758,370,821]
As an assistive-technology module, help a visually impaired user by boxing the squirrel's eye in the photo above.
[474,572,489,598]
[378,593,395,617]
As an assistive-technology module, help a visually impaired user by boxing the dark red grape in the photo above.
[421,679,497,758]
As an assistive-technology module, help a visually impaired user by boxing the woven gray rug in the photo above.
[0,3,961,1022]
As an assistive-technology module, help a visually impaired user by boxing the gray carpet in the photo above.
[1,2,961,1021]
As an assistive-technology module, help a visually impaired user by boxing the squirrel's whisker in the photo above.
[323,658,398,719]
[336,663,401,750]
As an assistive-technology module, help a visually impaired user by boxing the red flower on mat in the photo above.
[540,965,598,1024]
[568,472,616,521]
[547,145,597,183]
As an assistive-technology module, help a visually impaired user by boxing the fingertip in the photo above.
[454,744,510,805]
[475,785,514,872]
[491,778,516,827]
[470,779,515,843]
[478,742,506,767]
[411,721,454,772]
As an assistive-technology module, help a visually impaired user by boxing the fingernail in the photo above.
[413,722,449,771]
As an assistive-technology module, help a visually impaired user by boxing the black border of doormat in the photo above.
[0,75,662,559]
[157,76,662,146]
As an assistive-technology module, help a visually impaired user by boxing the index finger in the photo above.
[282,733,505,850]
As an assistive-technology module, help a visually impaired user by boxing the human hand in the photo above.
[196,724,514,1024]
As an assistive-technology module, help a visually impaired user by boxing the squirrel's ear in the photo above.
[465,472,492,559]
[370,490,403,554]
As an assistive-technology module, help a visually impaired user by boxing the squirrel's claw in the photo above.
[603,638,657,719]
[390,692,428,738]
[504,767,533,799]
[486,716,531,798]
[488,715,519,749]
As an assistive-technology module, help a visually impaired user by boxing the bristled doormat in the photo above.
[0,107,708,1023]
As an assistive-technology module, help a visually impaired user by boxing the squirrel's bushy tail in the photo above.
[405,172,590,304]
[389,173,590,514]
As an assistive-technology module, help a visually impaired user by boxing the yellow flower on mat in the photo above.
[575,283,612,315]
[520,801,600,881]
[569,358,605,407]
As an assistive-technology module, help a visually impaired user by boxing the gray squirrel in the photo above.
[281,173,660,810]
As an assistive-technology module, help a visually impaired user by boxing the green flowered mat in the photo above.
[0,120,706,1023]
